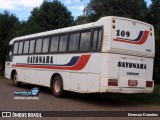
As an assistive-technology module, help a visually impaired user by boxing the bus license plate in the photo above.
[128,80,138,87]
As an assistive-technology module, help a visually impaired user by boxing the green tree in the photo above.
[0,0,75,72]
[148,0,160,27]
[148,0,160,84]
[0,11,20,40]
[76,0,148,23]
[26,0,74,33]
[75,15,87,25]
[0,11,21,71]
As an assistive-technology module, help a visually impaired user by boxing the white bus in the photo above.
[5,16,155,97]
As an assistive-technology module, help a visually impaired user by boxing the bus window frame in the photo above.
[90,27,103,52]
[13,41,20,55]
[35,37,44,54]
[42,36,51,54]
[23,40,30,54]
[18,40,24,55]
[49,35,60,53]
[68,31,80,53]
[12,26,103,56]
[79,30,92,52]
[58,33,69,53]
[28,38,36,54]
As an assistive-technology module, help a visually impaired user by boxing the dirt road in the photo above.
[0,77,159,120]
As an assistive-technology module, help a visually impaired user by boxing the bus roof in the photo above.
[9,16,153,44]
[10,22,95,44]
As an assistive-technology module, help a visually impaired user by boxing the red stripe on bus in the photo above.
[113,31,149,45]
[137,31,149,44]
[12,55,91,70]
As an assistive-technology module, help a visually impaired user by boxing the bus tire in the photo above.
[52,75,64,98]
[12,72,21,87]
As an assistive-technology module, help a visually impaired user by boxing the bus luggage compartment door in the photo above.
[118,57,146,88]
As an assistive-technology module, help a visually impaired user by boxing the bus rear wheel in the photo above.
[52,75,64,98]
[12,72,21,87]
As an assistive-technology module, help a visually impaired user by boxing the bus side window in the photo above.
[79,31,91,51]
[35,38,43,53]
[59,34,68,52]
[92,30,98,51]
[29,40,35,53]
[97,30,102,50]
[13,42,19,54]
[42,37,50,53]
[18,41,23,54]
[69,33,80,52]
[50,36,59,52]
[92,29,102,51]
[23,41,30,54]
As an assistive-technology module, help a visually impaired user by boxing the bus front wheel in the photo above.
[12,72,21,87]
[52,75,64,98]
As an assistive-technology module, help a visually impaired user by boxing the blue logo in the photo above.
[31,87,40,96]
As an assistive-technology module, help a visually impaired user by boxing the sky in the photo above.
[0,0,151,21]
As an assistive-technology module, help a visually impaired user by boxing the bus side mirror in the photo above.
[10,44,13,55]
[5,44,13,62]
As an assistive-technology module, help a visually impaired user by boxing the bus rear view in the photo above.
[100,17,154,93]
[5,16,154,97]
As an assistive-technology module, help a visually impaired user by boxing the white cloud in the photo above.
[69,6,84,11]
[64,0,82,5]
[74,0,81,3]
[65,0,71,4]
[0,0,43,10]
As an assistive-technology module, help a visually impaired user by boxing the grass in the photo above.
[105,86,160,105]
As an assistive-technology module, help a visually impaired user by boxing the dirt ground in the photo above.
[0,77,159,120]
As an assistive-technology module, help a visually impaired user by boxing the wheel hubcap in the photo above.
[13,75,17,84]
[54,80,60,93]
